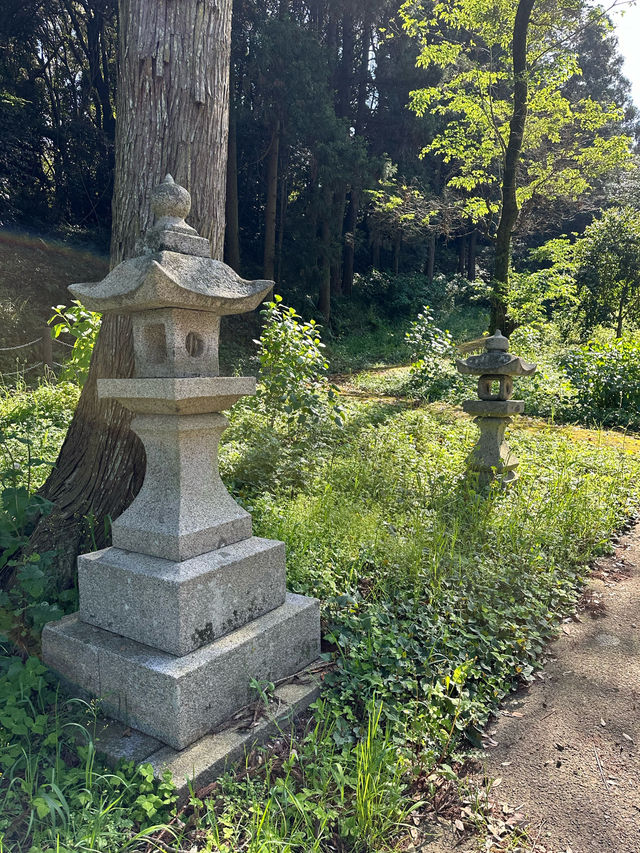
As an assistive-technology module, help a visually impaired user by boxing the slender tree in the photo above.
[31,0,233,584]
[575,206,640,337]
[402,0,634,332]
[492,0,535,331]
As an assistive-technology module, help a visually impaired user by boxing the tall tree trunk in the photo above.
[225,99,241,271]
[424,232,435,284]
[457,235,466,274]
[616,289,627,338]
[342,187,359,297]
[331,187,346,298]
[355,19,371,135]
[393,232,401,275]
[263,120,280,281]
[371,229,381,269]
[318,189,332,321]
[276,175,287,282]
[336,13,354,118]
[491,0,536,333]
[467,229,477,281]
[30,0,233,586]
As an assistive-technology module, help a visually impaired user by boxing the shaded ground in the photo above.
[0,232,261,376]
[418,520,640,853]
[0,229,108,374]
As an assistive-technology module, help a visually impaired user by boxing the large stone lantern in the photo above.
[456,330,536,486]
[43,177,321,756]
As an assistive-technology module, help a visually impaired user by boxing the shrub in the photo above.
[252,295,343,431]
[405,306,458,399]
[49,301,101,386]
[562,336,640,427]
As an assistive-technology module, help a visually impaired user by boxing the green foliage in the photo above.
[506,237,579,328]
[4,316,640,849]
[49,302,101,387]
[0,1,116,232]
[190,699,414,852]
[252,296,343,431]
[405,306,460,399]
[0,381,79,492]
[563,336,640,427]
[574,207,640,336]
[0,655,176,851]
[0,406,79,648]
[401,0,634,224]
[252,404,640,752]
[366,169,436,247]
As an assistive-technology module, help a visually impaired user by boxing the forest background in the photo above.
[2,0,639,335]
[3,2,640,850]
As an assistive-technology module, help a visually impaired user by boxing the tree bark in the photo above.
[225,98,241,271]
[616,287,627,338]
[355,19,371,135]
[318,188,332,321]
[276,174,287,282]
[331,186,346,298]
[393,232,401,275]
[30,0,233,586]
[491,0,536,333]
[336,13,354,119]
[371,229,381,269]
[342,187,359,297]
[467,229,477,281]
[457,234,466,274]
[263,120,280,281]
[425,232,435,284]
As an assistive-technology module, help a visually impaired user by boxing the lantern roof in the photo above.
[69,175,272,315]
[456,330,537,377]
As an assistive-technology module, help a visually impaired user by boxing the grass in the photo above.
[0,380,80,492]
[2,353,640,849]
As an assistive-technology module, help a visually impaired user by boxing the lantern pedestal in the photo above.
[457,331,536,487]
[43,593,319,751]
[462,400,525,486]
[42,176,322,773]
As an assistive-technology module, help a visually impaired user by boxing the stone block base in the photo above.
[78,537,286,656]
[42,593,320,750]
[88,677,320,801]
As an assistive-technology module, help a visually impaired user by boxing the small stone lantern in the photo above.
[456,330,536,486]
[42,176,321,756]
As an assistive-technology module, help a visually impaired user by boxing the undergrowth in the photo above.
[2,317,640,849]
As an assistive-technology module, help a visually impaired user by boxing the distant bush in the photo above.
[351,270,477,320]
[253,295,343,431]
[562,337,640,428]
[405,306,461,400]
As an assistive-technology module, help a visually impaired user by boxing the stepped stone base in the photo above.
[42,593,320,750]
[78,537,286,656]
[88,678,320,801]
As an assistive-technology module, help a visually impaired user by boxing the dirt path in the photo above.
[463,521,640,853]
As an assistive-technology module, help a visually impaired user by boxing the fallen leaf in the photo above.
[455,819,465,832]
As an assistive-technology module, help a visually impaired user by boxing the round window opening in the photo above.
[185,331,205,357]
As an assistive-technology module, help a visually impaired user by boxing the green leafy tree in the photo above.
[505,235,579,327]
[254,295,343,431]
[574,207,640,337]
[49,302,101,387]
[401,0,634,331]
